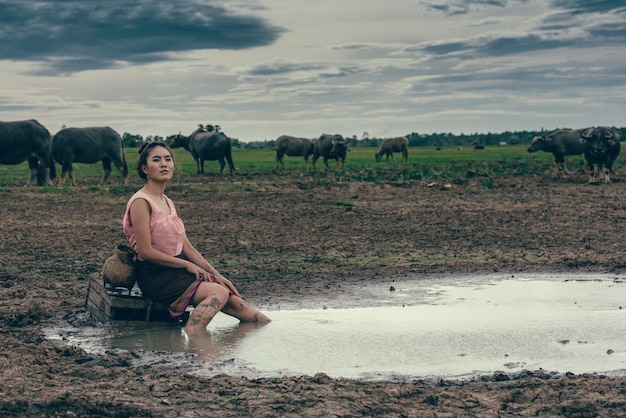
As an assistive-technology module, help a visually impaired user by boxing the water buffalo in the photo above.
[527,129,587,175]
[375,136,408,163]
[312,134,349,170]
[580,126,621,184]
[275,135,315,169]
[0,119,55,186]
[51,126,128,186]
[169,128,235,175]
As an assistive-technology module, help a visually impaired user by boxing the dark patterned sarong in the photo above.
[135,254,201,318]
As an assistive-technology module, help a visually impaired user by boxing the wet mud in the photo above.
[2,172,626,417]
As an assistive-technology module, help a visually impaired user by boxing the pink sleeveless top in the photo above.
[123,190,185,260]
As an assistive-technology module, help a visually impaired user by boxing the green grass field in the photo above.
[0,144,600,189]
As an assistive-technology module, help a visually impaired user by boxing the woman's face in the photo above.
[143,145,174,182]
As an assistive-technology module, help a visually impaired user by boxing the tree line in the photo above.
[121,127,626,150]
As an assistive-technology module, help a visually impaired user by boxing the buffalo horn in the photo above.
[580,128,594,139]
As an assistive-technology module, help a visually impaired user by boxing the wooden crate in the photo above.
[85,275,189,323]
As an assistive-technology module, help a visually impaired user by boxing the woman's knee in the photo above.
[193,282,229,305]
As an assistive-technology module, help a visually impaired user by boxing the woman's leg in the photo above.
[221,294,271,322]
[184,281,229,332]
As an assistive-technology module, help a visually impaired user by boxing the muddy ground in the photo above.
[2,170,626,417]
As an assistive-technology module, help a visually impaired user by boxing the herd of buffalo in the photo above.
[1,120,128,187]
[527,126,621,184]
[0,119,620,186]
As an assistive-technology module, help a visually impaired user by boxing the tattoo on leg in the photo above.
[207,296,222,309]
[185,295,224,331]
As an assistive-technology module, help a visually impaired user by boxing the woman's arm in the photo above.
[129,198,195,270]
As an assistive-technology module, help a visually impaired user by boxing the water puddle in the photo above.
[45,273,626,380]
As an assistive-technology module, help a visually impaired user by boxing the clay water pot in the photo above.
[102,244,136,289]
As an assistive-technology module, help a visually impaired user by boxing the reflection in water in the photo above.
[183,321,270,361]
[110,317,269,361]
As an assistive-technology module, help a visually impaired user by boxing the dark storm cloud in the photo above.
[244,60,362,80]
[551,0,625,14]
[246,61,327,76]
[408,61,626,97]
[0,0,283,75]
[480,34,576,56]
[415,0,626,59]
[424,0,626,20]
[422,0,525,16]
[587,22,626,41]
[416,41,474,56]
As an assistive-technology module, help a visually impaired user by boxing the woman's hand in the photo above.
[186,263,208,281]
[207,271,241,297]
[187,263,241,297]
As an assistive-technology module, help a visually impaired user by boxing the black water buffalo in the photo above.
[312,134,349,170]
[375,136,409,162]
[51,126,128,186]
[275,135,315,169]
[169,128,235,175]
[0,119,55,186]
[580,126,621,184]
[527,128,586,175]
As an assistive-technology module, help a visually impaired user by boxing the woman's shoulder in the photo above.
[127,190,152,208]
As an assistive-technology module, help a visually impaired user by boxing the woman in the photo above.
[123,141,270,332]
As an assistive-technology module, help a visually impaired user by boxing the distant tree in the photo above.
[242,140,274,149]
[122,132,143,148]
[143,135,164,143]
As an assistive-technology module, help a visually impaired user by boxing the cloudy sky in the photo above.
[1,0,625,142]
